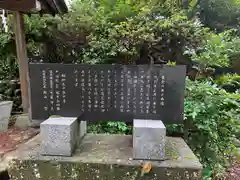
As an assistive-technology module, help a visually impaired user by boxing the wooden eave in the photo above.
[0,0,68,15]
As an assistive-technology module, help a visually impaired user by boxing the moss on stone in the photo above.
[165,140,180,160]
[9,159,203,180]
[8,134,203,180]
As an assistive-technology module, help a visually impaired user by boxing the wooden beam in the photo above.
[13,12,29,113]
[0,0,36,12]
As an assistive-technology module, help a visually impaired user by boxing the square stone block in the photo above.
[133,119,166,160]
[40,117,78,156]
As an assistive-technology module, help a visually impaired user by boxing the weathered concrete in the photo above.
[133,119,166,160]
[78,120,87,141]
[40,117,78,156]
[14,113,30,130]
[7,134,203,180]
[0,158,8,173]
[29,119,44,128]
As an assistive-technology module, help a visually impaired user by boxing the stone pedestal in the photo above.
[40,117,78,156]
[133,119,166,160]
[78,121,87,140]
[14,113,30,130]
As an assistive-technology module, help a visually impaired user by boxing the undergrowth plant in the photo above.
[184,79,240,178]
[214,73,240,93]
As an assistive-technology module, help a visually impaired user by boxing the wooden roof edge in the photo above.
[0,0,68,15]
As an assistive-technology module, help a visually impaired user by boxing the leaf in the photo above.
[188,0,198,9]
[49,115,62,118]
[234,148,240,163]
[203,167,212,178]
[140,162,152,177]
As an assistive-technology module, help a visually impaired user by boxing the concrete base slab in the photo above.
[8,134,203,180]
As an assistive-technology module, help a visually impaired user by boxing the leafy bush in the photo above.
[184,79,240,178]
[184,30,238,74]
[88,122,132,134]
[50,0,211,65]
[54,0,240,73]
[226,36,240,70]
[214,73,240,93]
[0,80,22,112]
[194,0,240,32]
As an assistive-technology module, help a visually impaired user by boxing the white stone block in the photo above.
[133,119,166,160]
[0,101,13,132]
[40,117,78,156]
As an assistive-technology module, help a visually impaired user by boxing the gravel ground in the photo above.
[0,127,39,158]
[0,126,39,180]
[224,163,240,180]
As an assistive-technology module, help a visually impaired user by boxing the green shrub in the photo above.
[0,80,22,112]
[184,79,240,178]
[53,0,211,64]
[214,73,240,93]
[193,0,240,32]
[184,30,238,75]
[88,122,132,134]
[226,35,240,61]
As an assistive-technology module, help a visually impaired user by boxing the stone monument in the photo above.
[7,63,202,180]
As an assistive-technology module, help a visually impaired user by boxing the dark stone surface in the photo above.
[29,64,186,124]
[8,134,203,180]
[0,171,9,180]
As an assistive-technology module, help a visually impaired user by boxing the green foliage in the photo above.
[184,30,237,73]
[214,73,240,93]
[0,80,21,112]
[0,28,17,80]
[192,0,240,32]
[47,0,211,65]
[184,79,240,177]
[226,35,240,63]
[88,122,132,134]
[166,61,177,66]
[82,12,208,64]
[203,167,213,180]
[0,22,21,111]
